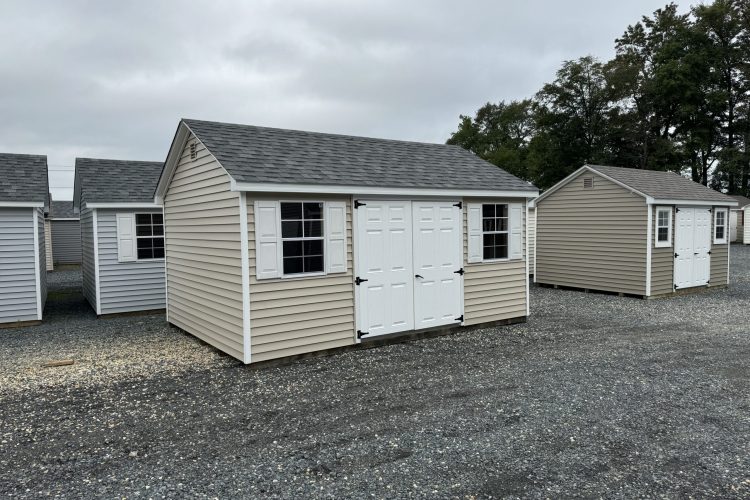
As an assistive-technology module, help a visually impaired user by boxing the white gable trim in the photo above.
[232,181,538,198]
[86,203,163,209]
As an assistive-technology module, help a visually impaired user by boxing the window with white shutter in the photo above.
[116,213,136,262]
[468,202,524,263]
[325,201,347,273]
[254,201,282,279]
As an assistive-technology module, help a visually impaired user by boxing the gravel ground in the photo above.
[1,249,749,498]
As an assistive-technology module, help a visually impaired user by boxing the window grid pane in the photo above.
[281,202,325,275]
[481,203,509,260]
[135,213,164,260]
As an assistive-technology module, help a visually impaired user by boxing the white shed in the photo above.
[50,200,81,265]
[0,153,49,327]
[154,119,538,364]
[74,158,166,316]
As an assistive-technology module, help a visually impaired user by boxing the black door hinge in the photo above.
[674,253,679,258]
[354,200,366,209]
[357,330,368,339]
[708,250,712,255]
[676,207,680,213]
[355,276,368,286]
[453,201,462,209]
[455,315,464,322]
[454,268,464,275]
[674,284,678,289]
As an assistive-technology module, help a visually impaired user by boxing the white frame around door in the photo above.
[674,206,712,290]
[353,197,464,342]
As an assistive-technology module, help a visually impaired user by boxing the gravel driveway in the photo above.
[1,249,749,499]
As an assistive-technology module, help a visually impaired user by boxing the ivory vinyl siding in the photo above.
[528,206,536,275]
[743,207,749,244]
[37,208,46,307]
[80,209,97,311]
[247,195,355,363]
[710,208,729,286]
[44,219,53,270]
[164,136,245,360]
[96,209,166,314]
[536,171,648,295]
[0,208,39,324]
[51,219,82,264]
[463,198,528,326]
[650,206,674,296]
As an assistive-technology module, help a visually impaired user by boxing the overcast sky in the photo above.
[1,0,677,200]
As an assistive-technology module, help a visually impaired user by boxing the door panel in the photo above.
[674,207,694,289]
[693,208,711,286]
[412,202,462,329]
[357,201,414,337]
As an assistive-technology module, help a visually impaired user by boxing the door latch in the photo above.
[415,274,424,279]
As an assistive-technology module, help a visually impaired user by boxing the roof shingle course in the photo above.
[587,165,736,203]
[183,119,536,192]
[50,200,76,219]
[0,153,48,204]
[75,158,163,206]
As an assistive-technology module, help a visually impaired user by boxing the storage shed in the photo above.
[729,195,750,244]
[534,165,737,297]
[74,158,166,316]
[155,119,539,364]
[50,200,81,265]
[0,153,49,327]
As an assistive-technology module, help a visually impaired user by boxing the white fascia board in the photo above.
[0,201,44,208]
[232,181,539,199]
[535,165,649,206]
[50,217,80,221]
[648,198,738,207]
[85,203,163,209]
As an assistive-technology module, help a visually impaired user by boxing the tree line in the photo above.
[447,1,750,194]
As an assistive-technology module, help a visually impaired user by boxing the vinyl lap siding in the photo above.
[44,219,53,270]
[37,208,46,307]
[0,208,38,324]
[51,219,82,264]
[528,206,536,275]
[247,196,355,363]
[96,209,166,314]
[650,206,674,295]
[463,198,527,326]
[80,209,97,311]
[164,136,244,361]
[710,207,729,286]
[536,172,648,296]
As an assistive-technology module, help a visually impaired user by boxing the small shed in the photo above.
[74,158,166,316]
[50,200,81,265]
[534,165,738,297]
[729,195,750,244]
[0,153,49,327]
[155,119,539,364]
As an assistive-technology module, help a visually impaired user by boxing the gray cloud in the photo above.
[0,0,674,199]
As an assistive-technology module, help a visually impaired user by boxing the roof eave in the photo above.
[648,197,738,207]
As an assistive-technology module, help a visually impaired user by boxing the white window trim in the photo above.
[481,203,511,263]
[654,206,672,248]
[280,200,326,278]
[134,212,165,262]
[714,207,728,244]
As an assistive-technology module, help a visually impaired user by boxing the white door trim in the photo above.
[32,208,42,320]
[238,192,252,364]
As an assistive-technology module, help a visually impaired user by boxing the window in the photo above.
[281,202,324,275]
[714,208,727,244]
[583,177,594,189]
[655,207,672,248]
[482,204,508,260]
[135,213,164,259]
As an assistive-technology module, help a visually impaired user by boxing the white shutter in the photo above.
[510,203,523,260]
[254,201,281,279]
[467,203,482,263]
[116,213,136,262]
[325,201,347,273]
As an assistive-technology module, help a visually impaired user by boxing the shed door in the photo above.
[356,201,415,337]
[674,207,711,289]
[412,201,462,330]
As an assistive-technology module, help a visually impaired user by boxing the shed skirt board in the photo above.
[355,199,462,339]
[674,207,711,290]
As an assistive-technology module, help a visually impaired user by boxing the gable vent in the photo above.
[190,143,197,160]
[583,177,594,189]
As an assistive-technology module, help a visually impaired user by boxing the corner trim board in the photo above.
[92,209,102,315]
[646,203,653,296]
[238,192,252,364]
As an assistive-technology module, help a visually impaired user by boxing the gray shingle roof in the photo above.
[75,158,163,207]
[0,153,48,205]
[183,119,536,192]
[730,195,750,208]
[50,200,76,219]
[587,165,736,204]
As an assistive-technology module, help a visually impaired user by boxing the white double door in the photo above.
[356,200,463,338]
[674,206,711,289]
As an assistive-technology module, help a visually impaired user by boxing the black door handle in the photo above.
[415,274,424,279]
